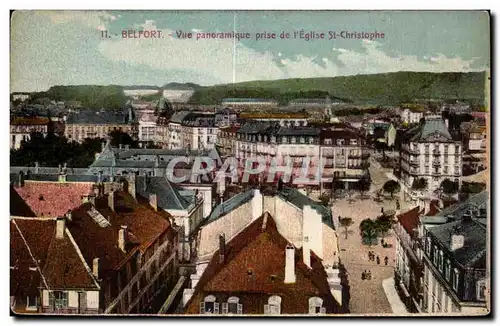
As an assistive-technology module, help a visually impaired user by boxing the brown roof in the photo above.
[219,126,240,133]
[426,200,441,216]
[396,206,422,235]
[67,191,173,276]
[319,128,361,143]
[11,117,50,126]
[13,181,94,217]
[184,213,342,314]
[10,185,36,217]
[10,219,55,297]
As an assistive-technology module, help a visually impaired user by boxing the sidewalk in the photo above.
[382,277,409,315]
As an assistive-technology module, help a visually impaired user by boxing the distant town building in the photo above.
[162,89,195,103]
[401,108,425,125]
[181,113,217,150]
[12,93,31,102]
[123,88,160,100]
[239,112,308,127]
[214,108,238,128]
[10,117,52,149]
[64,108,138,142]
[221,98,279,108]
[137,109,157,144]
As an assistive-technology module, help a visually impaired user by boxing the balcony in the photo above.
[408,148,420,155]
[432,170,440,176]
[409,160,419,167]
[432,161,441,167]
[348,154,362,159]
[432,149,440,156]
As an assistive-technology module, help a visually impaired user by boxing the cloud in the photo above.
[35,11,117,30]
[98,26,483,85]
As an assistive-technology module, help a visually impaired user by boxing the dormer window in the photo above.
[324,138,332,145]
[222,296,242,314]
[308,137,314,144]
[264,295,281,314]
[291,137,296,144]
[337,139,344,146]
[308,297,326,314]
[350,139,358,145]
[299,137,305,144]
[282,137,287,144]
[200,295,219,314]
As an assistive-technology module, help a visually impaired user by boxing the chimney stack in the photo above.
[65,210,72,222]
[149,193,158,211]
[219,233,225,264]
[97,171,103,184]
[18,171,25,188]
[128,174,136,199]
[56,217,66,239]
[118,225,128,252]
[108,191,115,212]
[284,244,296,284]
[92,258,100,279]
[34,162,39,174]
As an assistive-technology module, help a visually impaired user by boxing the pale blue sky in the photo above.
[11,10,490,92]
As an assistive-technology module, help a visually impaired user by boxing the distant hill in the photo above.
[162,82,201,90]
[29,85,128,109]
[189,71,486,106]
[122,85,161,90]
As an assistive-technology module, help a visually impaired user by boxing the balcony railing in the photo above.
[408,148,420,155]
[432,161,441,167]
[432,170,440,176]
[409,160,419,166]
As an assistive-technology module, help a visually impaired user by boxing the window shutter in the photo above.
[200,302,205,314]
[222,303,228,314]
[214,302,219,314]
[264,304,270,314]
[320,307,326,314]
[237,303,242,314]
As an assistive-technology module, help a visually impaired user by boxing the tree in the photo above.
[461,182,486,195]
[383,180,401,198]
[412,177,428,191]
[109,130,138,148]
[441,179,459,195]
[318,193,330,206]
[375,214,395,240]
[359,218,378,246]
[339,217,354,240]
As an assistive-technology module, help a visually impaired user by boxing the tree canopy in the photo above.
[441,179,459,195]
[383,180,401,198]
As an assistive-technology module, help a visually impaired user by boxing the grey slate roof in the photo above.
[277,187,334,230]
[135,176,194,211]
[410,117,453,142]
[422,191,489,225]
[205,188,255,223]
[9,173,111,184]
[66,109,133,125]
[169,111,192,124]
[275,126,321,137]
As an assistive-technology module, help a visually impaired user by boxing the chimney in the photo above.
[218,233,225,264]
[101,141,105,152]
[149,193,158,211]
[251,189,263,221]
[125,144,130,150]
[128,173,136,199]
[97,171,103,184]
[284,244,296,284]
[34,162,39,174]
[450,234,464,251]
[92,258,99,279]
[56,217,65,239]
[143,172,149,192]
[119,144,122,150]
[65,210,72,222]
[108,191,115,212]
[18,171,25,188]
[118,225,128,252]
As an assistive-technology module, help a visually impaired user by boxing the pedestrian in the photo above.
[367,270,372,280]
[376,256,380,265]
[362,270,366,280]
[384,256,389,265]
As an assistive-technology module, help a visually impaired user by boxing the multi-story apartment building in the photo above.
[182,211,344,315]
[401,107,425,125]
[420,191,489,314]
[400,116,462,197]
[10,117,52,149]
[217,122,369,189]
[166,111,191,149]
[137,109,157,144]
[214,108,238,128]
[10,174,181,314]
[181,113,217,150]
[221,98,279,108]
[65,108,138,142]
[182,186,346,313]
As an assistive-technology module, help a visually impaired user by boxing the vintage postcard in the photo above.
[9,10,490,317]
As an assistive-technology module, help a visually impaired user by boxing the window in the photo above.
[200,295,219,314]
[452,269,460,291]
[222,296,242,314]
[308,297,326,314]
[445,260,451,281]
[264,295,281,314]
[50,291,68,309]
[432,246,438,265]
[438,251,444,272]
[26,296,38,310]
[291,137,296,144]
[324,138,332,145]
[476,280,486,301]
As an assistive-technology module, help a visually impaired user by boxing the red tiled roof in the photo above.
[396,206,421,235]
[426,200,441,216]
[11,117,50,126]
[185,213,342,314]
[13,181,94,217]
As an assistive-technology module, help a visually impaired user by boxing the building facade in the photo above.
[400,116,462,197]
[10,117,51,149]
